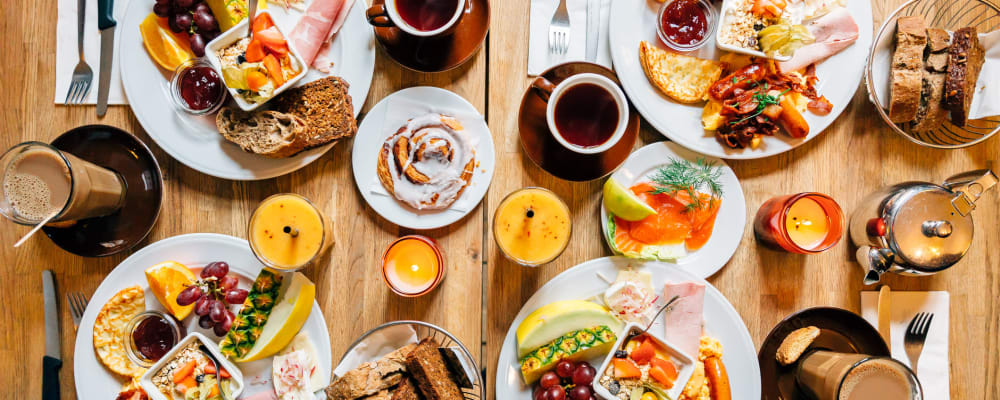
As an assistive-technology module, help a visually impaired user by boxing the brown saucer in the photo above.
[518,62,640,182]
[759,307,890,400]
[43,125,163,257]
[370,0,489,72]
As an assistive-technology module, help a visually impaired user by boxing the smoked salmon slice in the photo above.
[611,182,720,254]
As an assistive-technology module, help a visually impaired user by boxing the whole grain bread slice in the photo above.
[327,344,418,400]
[272,76,358,148]
[888,16,927,123]
[944,27,985,127]
[215,108,309,158]
[405,339,463,400]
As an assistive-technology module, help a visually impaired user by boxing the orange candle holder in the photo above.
[381,235,446,297]
[753,192,845,254]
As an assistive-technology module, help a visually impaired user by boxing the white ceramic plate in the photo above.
[119,1,376,180]
[72,233,332,400]
[608,0,873,159]
[352,87,495,230]
[600,141,746,279]
[495,257,761,399]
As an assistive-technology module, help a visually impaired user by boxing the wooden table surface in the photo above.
[3,0,998,398]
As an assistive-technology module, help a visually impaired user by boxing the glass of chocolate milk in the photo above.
[796,350,922,400]
[0,142,126,225]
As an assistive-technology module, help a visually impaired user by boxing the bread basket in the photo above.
[335,320,484,400]
[865,0,1000,148]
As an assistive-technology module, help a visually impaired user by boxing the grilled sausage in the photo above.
[778,96,809,138]
[705,356,731,400]
[709,64,767,100]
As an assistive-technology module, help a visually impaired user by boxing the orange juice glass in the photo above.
[493,187,572,266]
[381,235,446,297]
[248,193,333,270]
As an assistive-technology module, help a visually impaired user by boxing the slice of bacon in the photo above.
[808,96,834,115]
[288,0,351,66]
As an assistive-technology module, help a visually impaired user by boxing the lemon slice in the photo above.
[603,178,656,221]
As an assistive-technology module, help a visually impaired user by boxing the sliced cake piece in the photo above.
[944,27,985,127]
[272,76,358,148]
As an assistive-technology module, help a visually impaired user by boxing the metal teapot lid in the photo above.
[884,170,997,271]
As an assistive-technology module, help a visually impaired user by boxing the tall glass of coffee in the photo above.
[0,142,126,225]
[796,350,922,400]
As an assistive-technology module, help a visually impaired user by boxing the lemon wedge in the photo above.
[603,178,656,221]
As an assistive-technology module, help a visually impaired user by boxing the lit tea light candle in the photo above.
[248,194,333,270]
[493,187,571,266]
[381,235,445,297]
[754,192,844,254]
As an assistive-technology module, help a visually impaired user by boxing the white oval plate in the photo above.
[352,87,495,230]
[600,141,746,279]
[608,0,873,159]
[119,1,376,180]
[495,257,761,399]
[73,233,332,399]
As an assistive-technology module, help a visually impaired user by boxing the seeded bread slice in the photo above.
[912,70,949,133]
[215,108,309,158]
[272,76,358,148]
[406,339,463,400]
[888,16,927,123]
[944,27,985,127]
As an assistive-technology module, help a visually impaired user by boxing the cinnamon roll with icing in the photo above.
[377,113,477,210]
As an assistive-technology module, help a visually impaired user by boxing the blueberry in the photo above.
[237,54,246,64]
[614,350,628,359]
[609,380,620,395]
[195,374,204,383]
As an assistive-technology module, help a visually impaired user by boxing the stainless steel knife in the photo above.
[585,0,600,62]
[42,270,61,400]
[96,0,116,117]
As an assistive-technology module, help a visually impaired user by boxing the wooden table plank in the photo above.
[485,1,999,399]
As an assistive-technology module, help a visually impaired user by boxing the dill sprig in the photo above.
[648,158,724,210]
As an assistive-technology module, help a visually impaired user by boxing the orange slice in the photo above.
[145,261,196,320]
[139,13,194,71]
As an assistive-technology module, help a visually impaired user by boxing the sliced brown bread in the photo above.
[888,16,927,123]
[215,108,309,158]
[391,378,424,400]
[327,344,417,400]
[272,76,358,148]
[926,28,951,53]
[944,27,985,127]
[405,339,463,400]
[912,70,949,133]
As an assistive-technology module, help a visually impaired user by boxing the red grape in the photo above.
[545,386,565,400]
[174,13,193,31]
[213,311,233,336]
[198,314,214,329]
[225,288,249,305]
[572,364,596,386]
[175,0,195,10]
[202,29,220,43]
[193,2,211,14]
[569,386,591,400]
[193,9,218,32]
[209,300,226,323]
[167,15,183,32]
[176,285,202,306]
[539,372,560,389]
[153,3,171,17]
[201,261,229,280]
[194,295,211,316]
[555,360,575,378]
[219,275,239,292]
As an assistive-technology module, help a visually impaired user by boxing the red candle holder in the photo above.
[753,192,845,254]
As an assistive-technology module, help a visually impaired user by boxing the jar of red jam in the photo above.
[656,0,717,51]
[169,58,226,115]
[124,311,184,367]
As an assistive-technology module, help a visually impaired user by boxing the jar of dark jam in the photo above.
[656,0,717,51]
[169,58,227,115]
[124,311,184,367]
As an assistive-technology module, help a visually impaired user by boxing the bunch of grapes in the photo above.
[153,0,220,57]
[533,360,598,400]
[176,261,250,336]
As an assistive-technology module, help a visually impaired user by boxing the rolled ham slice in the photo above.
[663,281,705,357]
[778,7,859,72]
[289,0,355,70]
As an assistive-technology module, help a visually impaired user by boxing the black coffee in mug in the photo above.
[553,83,620,148]
[397,0,461,31]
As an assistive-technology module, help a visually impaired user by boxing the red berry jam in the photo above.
[660,0,709,46]
[179,66,223,111]
[132,316,176,361]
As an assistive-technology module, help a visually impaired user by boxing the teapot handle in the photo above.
[943,169,997,216]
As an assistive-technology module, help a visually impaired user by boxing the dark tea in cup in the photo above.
[553,83,620,148]
[397,0,461,31]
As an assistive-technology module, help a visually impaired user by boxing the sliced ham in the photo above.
[663,281,705,357]
[778,7,859,72]
[288,0,355,69]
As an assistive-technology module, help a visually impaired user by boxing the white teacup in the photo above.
[531,73,629,155]
[366,0,467,38]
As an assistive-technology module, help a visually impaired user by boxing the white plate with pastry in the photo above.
[608,0,873,159]
[119,0,375,180]
[73,233,332,400]
[352,87,495,230]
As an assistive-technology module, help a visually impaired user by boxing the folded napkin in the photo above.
[332,324,418,377]
[55,0,130,105]
[860,291,949,399]
[528,0,612,76]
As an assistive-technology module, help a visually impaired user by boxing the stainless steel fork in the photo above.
[65,0,93,105]
[903,312,934,374]
[548,0,571,60]
[67,292,88,331]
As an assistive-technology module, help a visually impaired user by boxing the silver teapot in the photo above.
[849,169,997,284]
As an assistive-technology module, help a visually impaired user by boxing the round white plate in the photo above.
[73,233,332,399]
[608,0,873,159]
[600,141,746,278]
[352,87,495,230]
[120,1,376,180]
[495,257,761,399]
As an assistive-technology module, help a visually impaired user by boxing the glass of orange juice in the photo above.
[380,235,446,297]
[753,192,844,254]
[248,193,333,270]
[493,187,572,266]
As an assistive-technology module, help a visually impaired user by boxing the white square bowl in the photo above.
[204,10,307,112]
[593,323,696,400]
[714,0,792,61]
[139,332,245,400]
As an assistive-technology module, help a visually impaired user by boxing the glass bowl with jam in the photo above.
[169,58,227,115]
[656,0,718,51]
[124,310,185,368]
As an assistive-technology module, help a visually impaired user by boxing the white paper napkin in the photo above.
[367,94,485,214]
[332,324,418,378]
[870,27,999,121]
[528,0,613,76]
[860,291,949,399]
[55,0,130,105]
